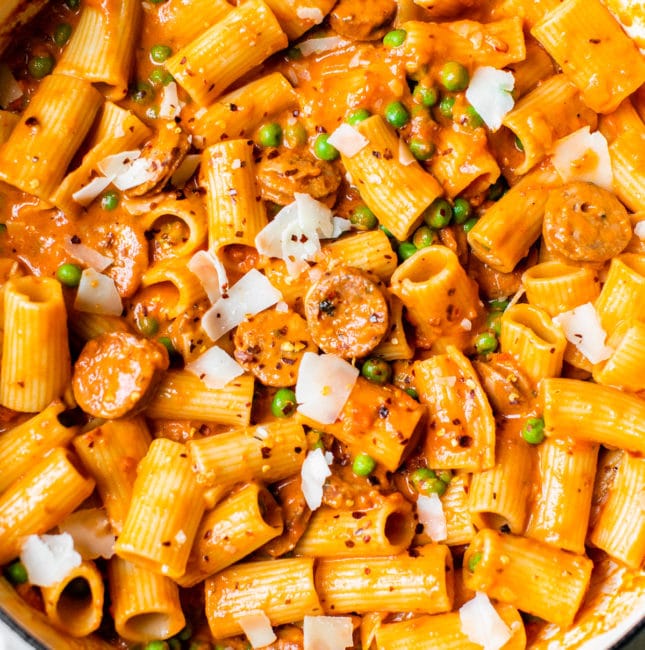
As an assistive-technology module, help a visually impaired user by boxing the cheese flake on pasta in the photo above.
[158,81,185,120]
[201,268,282,341]
[553,302,613,364]
[551,126,613,191]
[417,493,448,542]
[296,7,325,23]
[299,36,344,57]
[188,249,228,303]
[236,611,277,648]
[58,508,115,560]
[64,237,113,272]
[459,592,513,650]
[185,345,244,389]
[72,175,114,207]
[296,352,359,424]
[465,67,515,131]
[20,533,82,587]
[300,447,332,511]
[74,268,123,316]
[327,123,369,157]
[303,615,354,650]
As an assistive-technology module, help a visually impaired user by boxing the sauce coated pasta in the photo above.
[0,0,644,649]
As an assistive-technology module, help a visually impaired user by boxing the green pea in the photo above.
[28,54,55,79]
[514,135,524,152]
[313,133,339,161]
[0,223,7,234]
[411,468,446,496]
[486,312,502,337]
[350,204,377,230]
[56,263,82,288]
[411,467,435,484]
[65,0,80,9]
[437,470,452,485]
[271,388,297,418]
[149,68,174,86]
[101,189,119,211]
[158,336,177,357]
[383,29,407,48]
[462,216,478,233]
[150,44,172,63]
[398,241,417,261]
[286,46,302,60]
[404,387,418,400]
[424,198,453,229]
[258,122,282,148]
[464,105,483,128]
[283,121,307,148]
[452,197,472,224]
[143,642,169,650]
[53,23,72,47]
[347,108,371,126]
[131,81,154,104]
[5,560,28,585]
[379,224,394,238]
[438,61,469,92]
[384,101,410,129]
[352,453,376,476]
[412,225,435,249]
[361,357,392,385]
[475,331,498,355]
[137,315,159,337]
[467,551,483,572]
[489,298,509,312]
[308,430,325,450]
[413,84,438,108]
[521,417,545,445]
[438,95,455,119]
[408,138,435,161]
[487,176,509,201]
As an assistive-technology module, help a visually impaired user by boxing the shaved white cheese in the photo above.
[171,153,201,187]
[236,611,277,649]
[553,302,613,364]
[465,67,515,132]
[304,615,354,650]
[74,268,123,316]
[459,592,512,650]
[327,123,369,157]
[460,318,473,331]
[296,352,358,424]
[634,221,645,239]
[0,64,23,108]
[113,156,155,191]
[417,493,448,542]
[188,249,228,303]
[398,139,416,166]
[255,193,344,276]
[551,126,613,191]
[97,149,141,178]
[202,268,282,341]
[71,175,114,207]
[299,36,344,57]
[58,508,115,560]
[185,345,244,389]
[158,81,185,120]
[64,238,113,272]
[296,7,325,23]
[300,447,332,510]
[21,533,82,587]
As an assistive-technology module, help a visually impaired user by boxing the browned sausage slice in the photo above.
[329,0,397,41]
[233,308,317,387]
[542,181,631,263]
[73,332,169,419]
[304,266,389,359]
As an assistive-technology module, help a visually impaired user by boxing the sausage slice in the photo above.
[304,267,389,359]
[233,308,317,387]
[543,181,631,263]
[329,0,397,41]
[73,332,169,419]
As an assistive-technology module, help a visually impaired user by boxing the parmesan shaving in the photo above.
[303,615,354,650]
[398,138,416,166]
[185,345,244,389]
[74,268,123,316]
[201,268,282,341]
[300,447,332,511]
[296,352,358,424]
[634,220,645,239]
[236,611,277,648]
[417,493,448,542]
[551,126,613,191]
[296,7,325,23]
[71,175,114,207]
[170,153,201,187]
[327,123,369,157]
[64,238,113,272]
[299,36,344,57]
[112,156,155,191]
[465,67,515,131]
[158,81,185,120]
[188,249,228,303]
[459,592,513,650]
[21,533,82,587]
[58,508,115,560]
[97,150,142,178]
[553,302,613,364]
